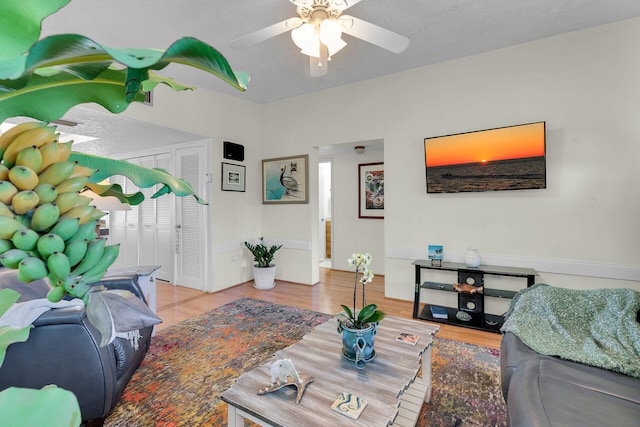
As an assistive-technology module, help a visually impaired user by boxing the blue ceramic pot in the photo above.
[338,321,377,369]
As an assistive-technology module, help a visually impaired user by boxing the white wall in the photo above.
[120,18,640,298]
[122,86,264,292]
[261,17,640,300]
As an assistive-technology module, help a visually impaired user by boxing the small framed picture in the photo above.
[221,162,245,192]
[428,245,443,267]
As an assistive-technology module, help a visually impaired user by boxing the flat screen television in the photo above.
[424,121,546,194]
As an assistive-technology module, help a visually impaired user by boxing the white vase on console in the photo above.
[464,248,481,268]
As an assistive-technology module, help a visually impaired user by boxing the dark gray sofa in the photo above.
[0,268,155,426]
[501,331,640,427]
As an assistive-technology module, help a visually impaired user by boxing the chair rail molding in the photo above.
[386,247,640,282]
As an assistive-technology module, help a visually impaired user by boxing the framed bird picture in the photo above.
[262,154,309,204]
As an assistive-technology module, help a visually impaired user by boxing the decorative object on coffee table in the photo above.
[257,359,313,404]
[244,237,282,289]
[331,392,367,419]
[337,252,386,369]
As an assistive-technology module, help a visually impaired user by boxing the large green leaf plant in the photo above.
[0,2,251,423]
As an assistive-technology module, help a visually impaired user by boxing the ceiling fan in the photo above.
[229,0,410,77]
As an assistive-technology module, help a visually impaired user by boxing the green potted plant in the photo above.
[244,237,282,290]
[337,252,386,369]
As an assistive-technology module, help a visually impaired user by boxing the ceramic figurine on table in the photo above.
[257,359,313,404]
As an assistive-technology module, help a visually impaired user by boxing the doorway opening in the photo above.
[319,160,332,269]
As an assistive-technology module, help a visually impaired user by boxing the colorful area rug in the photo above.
[417,339,506,427]
[105,298,506,426]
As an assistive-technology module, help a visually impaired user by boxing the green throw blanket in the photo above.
[501,283,640,378]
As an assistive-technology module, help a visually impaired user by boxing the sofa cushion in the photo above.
[506,357,640,427]
[500,332,556,400]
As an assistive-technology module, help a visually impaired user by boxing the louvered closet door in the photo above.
[154,154,173,282]
[124,158,140,267]
[175,147,206,290]
[137,154,173,281]
[109,174,127,268]
[138,156,158,269]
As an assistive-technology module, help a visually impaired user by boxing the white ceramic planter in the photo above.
[252,265,276,289]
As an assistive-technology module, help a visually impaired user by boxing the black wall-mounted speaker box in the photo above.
[223,141,244,162]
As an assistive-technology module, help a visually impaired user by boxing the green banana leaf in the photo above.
[0,325,32,368]
[0,288,20,316]
[0,36,249,121]
[0,69,146,124]
[70,152,207,205]
[85,182,145,206]
[0,0,70,60]
[0,34,249,91]
[0,385,81,427]
[0,288,32,368]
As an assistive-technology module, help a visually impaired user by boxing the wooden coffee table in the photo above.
[222,316,439,427]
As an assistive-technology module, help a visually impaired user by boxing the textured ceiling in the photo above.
[41,0,640,104]
[22,0,640,150]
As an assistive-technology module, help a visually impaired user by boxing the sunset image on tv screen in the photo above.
[424,122,546,193]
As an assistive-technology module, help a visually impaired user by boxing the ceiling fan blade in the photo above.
[339,15,410,53]
[290,0,362,10]
[229,17,302,49]
[332,0,364,10]
[309,45,328,77]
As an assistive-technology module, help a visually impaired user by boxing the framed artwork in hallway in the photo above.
[359,162,384,218]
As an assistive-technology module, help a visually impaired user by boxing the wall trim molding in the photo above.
[386,247,640,282]
[214,238,312,255]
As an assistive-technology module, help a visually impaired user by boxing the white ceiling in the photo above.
[41,0,640,105]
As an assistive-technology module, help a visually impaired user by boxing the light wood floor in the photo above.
[154,268,501,349]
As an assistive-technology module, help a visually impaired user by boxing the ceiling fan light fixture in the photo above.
[301,43,321,58]
[319,19,346,56]
[292,23,320,57]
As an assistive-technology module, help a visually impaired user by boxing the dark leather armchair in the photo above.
[0,269,154,425]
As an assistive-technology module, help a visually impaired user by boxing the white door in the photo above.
[175,146,206,290]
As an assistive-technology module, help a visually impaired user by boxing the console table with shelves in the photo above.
[412,260,536,333]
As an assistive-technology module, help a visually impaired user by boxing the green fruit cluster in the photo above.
[0,122,120,302]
